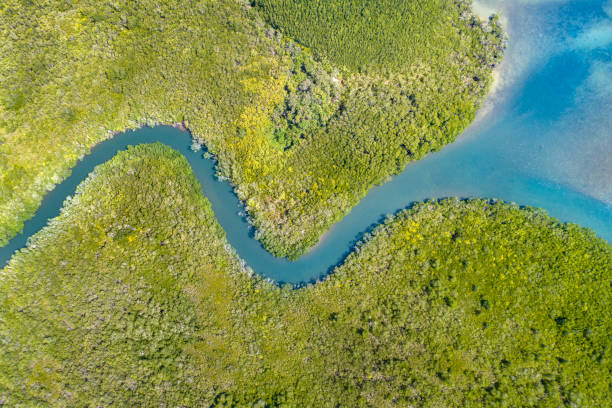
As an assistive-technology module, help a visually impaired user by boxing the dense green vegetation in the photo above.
[0,0,504,258]
[255,0,500,73]
[2,145,610,407]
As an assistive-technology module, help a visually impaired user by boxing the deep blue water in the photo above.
[1,0,611,284]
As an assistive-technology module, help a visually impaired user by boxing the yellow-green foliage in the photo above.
[0,0,504,258]
[1,145,610,406]
[0,0,286,246]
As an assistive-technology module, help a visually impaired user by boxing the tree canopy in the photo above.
[1,145,609,406]
[0,0,504,258]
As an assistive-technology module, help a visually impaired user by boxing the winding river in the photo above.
[1,0,611,284]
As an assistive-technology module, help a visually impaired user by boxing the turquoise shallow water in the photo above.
[1,0,611,284]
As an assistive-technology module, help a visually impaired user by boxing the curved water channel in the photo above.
[1,0,611,284]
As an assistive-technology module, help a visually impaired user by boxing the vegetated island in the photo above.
[3,1,609,406]
[1,144,610,407]
[0,0,503,259]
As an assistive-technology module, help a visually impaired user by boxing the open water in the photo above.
[1,0,610,284]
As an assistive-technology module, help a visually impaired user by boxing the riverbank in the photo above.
[2,145,610,406]
[0,0,504,259]
[2,123,612,284]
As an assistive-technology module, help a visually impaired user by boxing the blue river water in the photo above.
[1,0,611,284]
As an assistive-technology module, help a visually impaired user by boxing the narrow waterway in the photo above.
[1,0,610,284]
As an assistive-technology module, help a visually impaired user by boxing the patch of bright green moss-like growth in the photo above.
[0,0,504,259]
[1,145,610,406]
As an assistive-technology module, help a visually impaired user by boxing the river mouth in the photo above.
[1,1,611,284]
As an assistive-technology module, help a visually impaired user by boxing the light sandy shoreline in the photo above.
[309,224,335,254]
[472,1,497,21]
